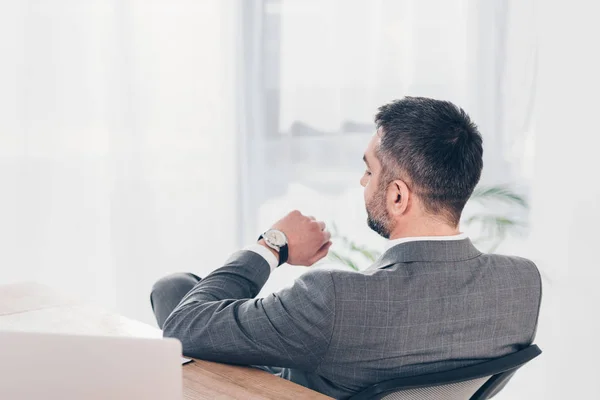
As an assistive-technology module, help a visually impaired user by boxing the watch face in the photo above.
[265,230,287,247]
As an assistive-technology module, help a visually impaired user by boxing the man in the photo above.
[151,97,542,399]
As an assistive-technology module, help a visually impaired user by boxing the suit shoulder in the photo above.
[311,267,370,290]
[325,267,367,281]
[480,253,541,285]
[483,253,539,269]
[293,268,336,292]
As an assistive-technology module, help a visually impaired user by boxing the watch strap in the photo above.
[278,243,289,266]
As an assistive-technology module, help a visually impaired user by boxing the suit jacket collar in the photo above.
[369,238,482,270]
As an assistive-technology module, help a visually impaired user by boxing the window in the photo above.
[240,0,532,259]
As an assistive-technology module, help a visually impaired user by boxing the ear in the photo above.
[386,179,410,216]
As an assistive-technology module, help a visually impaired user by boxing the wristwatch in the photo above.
[258,229,289,266]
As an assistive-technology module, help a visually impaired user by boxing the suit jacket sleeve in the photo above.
[162,250,336,371]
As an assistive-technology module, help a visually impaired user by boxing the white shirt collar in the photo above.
[385,233,468,251]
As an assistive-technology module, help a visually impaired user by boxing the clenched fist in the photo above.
[268,210,332,266]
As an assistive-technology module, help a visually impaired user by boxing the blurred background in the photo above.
[0,0,598,398]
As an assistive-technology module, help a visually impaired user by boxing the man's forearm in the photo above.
[161,210,333,361]
[161,250,272,352]
[160,249,335,367]
[176,250,271,305]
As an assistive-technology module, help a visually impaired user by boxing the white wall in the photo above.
[496,1,600,398]
[0,0,239,325]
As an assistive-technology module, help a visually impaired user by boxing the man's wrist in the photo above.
[244,241,279,272]
[258,239,280,263]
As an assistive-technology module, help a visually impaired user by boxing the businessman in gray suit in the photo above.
[150,97,542,399]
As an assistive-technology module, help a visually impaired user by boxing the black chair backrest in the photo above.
[348,345,542,400]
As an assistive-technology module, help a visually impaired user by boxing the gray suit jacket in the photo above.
[163,239,542,399]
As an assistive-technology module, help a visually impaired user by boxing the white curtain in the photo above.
[2,1,593,397]
[0,0,240,324]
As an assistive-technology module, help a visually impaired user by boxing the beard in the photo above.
[366,189,392,239]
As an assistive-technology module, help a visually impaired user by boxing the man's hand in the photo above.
[266,210,332,266]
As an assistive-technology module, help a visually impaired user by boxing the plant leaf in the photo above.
[470,185,529,209]
[328,250,360,271]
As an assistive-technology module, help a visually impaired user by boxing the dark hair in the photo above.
[375,97,483,226]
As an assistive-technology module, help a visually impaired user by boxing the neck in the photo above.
[388,218,460,240]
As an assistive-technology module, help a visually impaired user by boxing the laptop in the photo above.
[0,331,182,400]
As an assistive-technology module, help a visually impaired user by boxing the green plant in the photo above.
[464,185,529,252]
[328,222,381,271]
[327,185,528,270]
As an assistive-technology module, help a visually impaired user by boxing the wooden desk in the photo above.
[0,282,332,400]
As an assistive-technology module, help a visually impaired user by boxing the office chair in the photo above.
[348,345,542,400]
